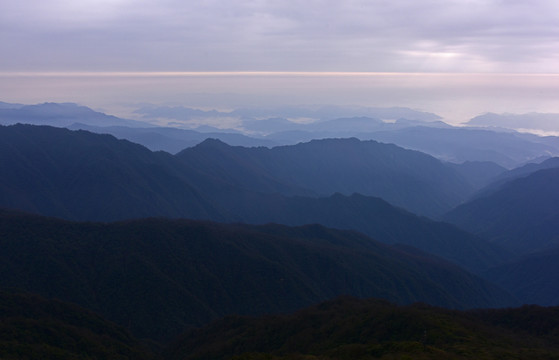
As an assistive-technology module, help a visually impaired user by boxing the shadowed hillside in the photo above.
[444,167,559,254]
[0,124,224,221]
[0,291,156,360]
[0,124,510,273]
[222,192,510,273]
[0,210,516,341]
[166,296,559,360]
[483,246,559,306]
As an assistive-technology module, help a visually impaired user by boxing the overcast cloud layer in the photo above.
[2,0,559,73]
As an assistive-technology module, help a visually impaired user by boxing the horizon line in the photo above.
[2,71,559,77]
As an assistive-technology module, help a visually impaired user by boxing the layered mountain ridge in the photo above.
[0,210,517,341]
[0,124,508,272]
[2,105,559,356]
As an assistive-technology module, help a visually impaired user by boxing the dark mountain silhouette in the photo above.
[0,101,278,152]
[0,124,510,271]
[219,193,510,273]
[0,124,223,221]
[259,122,559,168]
[245,116,390,138]
[0,210,517,341]
[444,167,559,254]
[177,137,473,217]
[166,296,559,360]
[0,291,155,359]
[483,246,559,306]
[0,124,477,218]
[173,138,315,198]
[235,105,442,122]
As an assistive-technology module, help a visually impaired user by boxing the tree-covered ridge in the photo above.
[2,291,558,360]
[166,296,559,360]
[0,124,475,220]
[0,291,156,360]
[0,209,516,341]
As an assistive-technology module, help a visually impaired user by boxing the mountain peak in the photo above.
[195,137,231,148]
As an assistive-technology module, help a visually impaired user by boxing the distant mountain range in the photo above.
[133,104,443,124]
[0,210,517,341]
[0,102,150,128]
[367,126,559,168]
[0,124,224,221]
[67,123,278,153]
[1,102,558,167]
[468,112,559,132]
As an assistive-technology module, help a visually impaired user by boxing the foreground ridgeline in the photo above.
[166,297,559,360]
[0,210,516,341]
[0,292,156,360]
[167,297,559,360]
[2,293,558,360]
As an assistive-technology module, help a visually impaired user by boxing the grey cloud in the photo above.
[1,0,559,72]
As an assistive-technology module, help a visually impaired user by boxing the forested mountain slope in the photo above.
[0,291,156,359]
[166,296,559,360]
[483,246,559,306]
[0,124,223,221]
[444,167,559,254]
[0,210,517,341]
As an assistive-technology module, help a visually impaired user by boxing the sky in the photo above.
[1,0,559,124]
